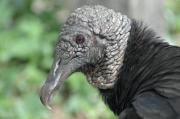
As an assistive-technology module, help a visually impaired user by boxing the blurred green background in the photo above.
[0,0,179,119]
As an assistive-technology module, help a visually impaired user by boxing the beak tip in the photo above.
[40,95,53,110]
[40,85,53,110]
[40,95,45,105]
[45,104,53,110]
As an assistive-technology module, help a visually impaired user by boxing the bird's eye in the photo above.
[75,34,85,44]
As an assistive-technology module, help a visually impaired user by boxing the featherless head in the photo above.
[63,5,131,40]
[40,5,131,109]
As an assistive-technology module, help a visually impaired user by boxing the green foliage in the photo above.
[165,0,180,45]
[166,0,180,34]
[0,0,114,119]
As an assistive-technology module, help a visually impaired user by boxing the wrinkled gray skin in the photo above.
[40,5,131,109]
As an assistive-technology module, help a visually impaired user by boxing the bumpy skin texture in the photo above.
[100,21,180,119]
[40,5,180,119]
[62,5,131,89]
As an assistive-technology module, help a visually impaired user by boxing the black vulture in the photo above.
[40,5,180,119]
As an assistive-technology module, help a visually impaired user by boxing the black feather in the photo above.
[99,20,180,119]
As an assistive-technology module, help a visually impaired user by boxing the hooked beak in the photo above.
[40,58,77,109]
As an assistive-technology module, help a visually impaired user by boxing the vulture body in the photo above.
[100,20,180,119]
[40,5,180,119]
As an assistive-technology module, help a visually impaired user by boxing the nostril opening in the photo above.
[58,59,61,66]
[53,59,61,76]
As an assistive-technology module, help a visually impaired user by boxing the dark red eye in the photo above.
[75,34,85,44]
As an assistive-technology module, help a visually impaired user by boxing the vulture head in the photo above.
[40,5,131,109]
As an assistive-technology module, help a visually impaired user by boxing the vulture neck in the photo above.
[99,20,168,115]
[86,15,131,89]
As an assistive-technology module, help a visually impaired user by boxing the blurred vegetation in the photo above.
[0,0,179,119]
[166,0,180,44]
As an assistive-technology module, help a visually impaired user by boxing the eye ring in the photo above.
[75,34,85,44]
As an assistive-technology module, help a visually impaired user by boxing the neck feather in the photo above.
[100,20,165,115]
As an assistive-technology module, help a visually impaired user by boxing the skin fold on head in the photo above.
[40,5,131,109]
